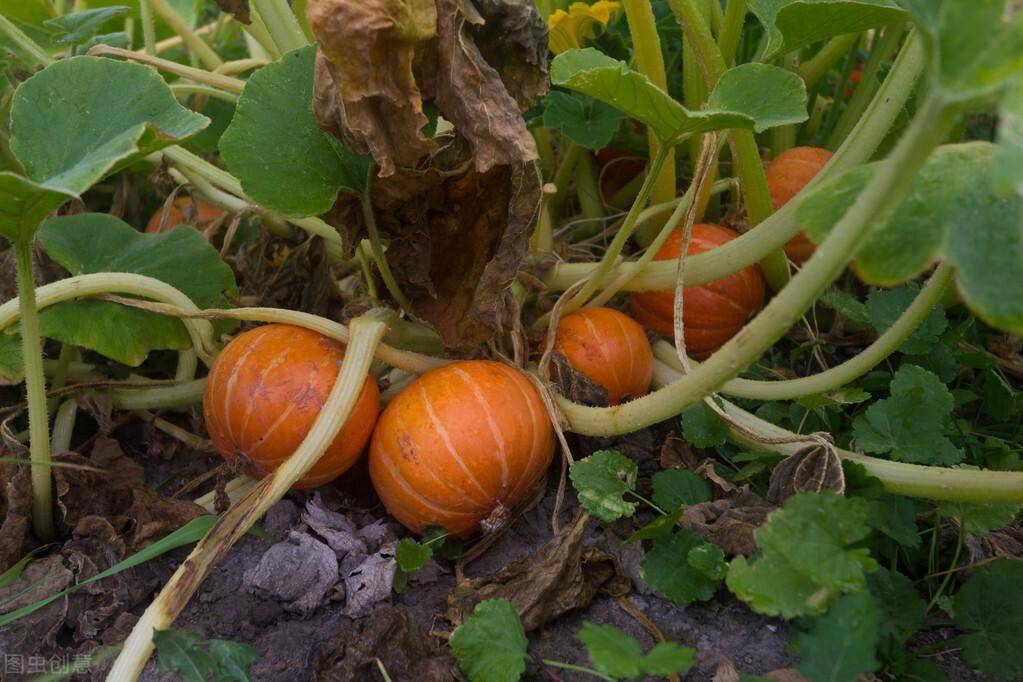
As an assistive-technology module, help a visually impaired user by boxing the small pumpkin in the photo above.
[146,196,224,234]
[203,324,380,489]
[369,360,555,535]
[629,224,766,359]
[551,307,653,404]
[765,146,833,263]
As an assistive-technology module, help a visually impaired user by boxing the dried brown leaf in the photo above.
[0,555,72,653]
[212,0,250,23]
[53,437,144,535]
[766,442,845,504]
[679,490,776,556]
[0,453,32,573]
[312,607,455,681]
[446,512,629,631]
[127,488,205,551]
[550,352,609,407]
[244,531,340,616]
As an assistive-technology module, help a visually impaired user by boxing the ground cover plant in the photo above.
[0,0,1022,680]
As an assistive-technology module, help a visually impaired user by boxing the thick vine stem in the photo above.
[106,314,388,681]
[622,0,677,209]
[106,379,207,410]
[250,0,309,54]
[717,0,745,66]
[654,367,1023,504]
[543,29,926,294]
[147,0,223,69]
[0,273,217,365]
[14,240,55,541]
[558,91,958,436]
[655,262,954,400]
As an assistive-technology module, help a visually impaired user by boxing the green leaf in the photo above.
[822,288,871,326]
[542,91,627,150]
[30,213,237,366]
[868,567,926,647]
[798,142,1023,334]
[44,6,129,46]
[866,285,947,355]
[937,502,1019,534]
[0,544,51,589]
[623,507,684,544]
[995,81,1023,195]
[901,0,1023,99]
[550,49,805,143]
[843,462,921,548]
[4,56,207,241]
[687,543,727,581]
[220,45,373,217]
[795,387,871,409]
[794,590,880,682]
[852,365,963,465]
[748,0,906,60]
[705,63,809,133]
[578,622,694,680]
[569,450,639,522]
[726,493,878,618]
[641,529,723,605]
[651,469,711,510]
[0,0,58,59]
[682,401,729,448]
[953,559,1023,678]
[154,630,259,682]
[449,599,527,682]
[396,537,433,573]
[0,329,23,384]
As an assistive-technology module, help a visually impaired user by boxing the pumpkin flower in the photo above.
[548,1,621,54]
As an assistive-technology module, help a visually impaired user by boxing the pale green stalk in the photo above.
[0,13,53,65]
[250,0,309,54]
[139,0,157,55]
[799,33,860,92]
[147,0,223,69]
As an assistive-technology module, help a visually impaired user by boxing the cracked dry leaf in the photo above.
[679,490,777,556]
[767,442,845,504]
[446,512,630,631]
[0,555,73,654]
[308,0,545,176]
[244,530,340,616]
[0,453,31,573]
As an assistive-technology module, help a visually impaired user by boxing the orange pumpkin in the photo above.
[203,324,380,489]
[629,224,765,359]
[551,307,653,404]
[146,196,224,233]
[369,360,555,535]
[765,146,833,263]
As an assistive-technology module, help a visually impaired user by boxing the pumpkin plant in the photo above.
[0,0,1020,680]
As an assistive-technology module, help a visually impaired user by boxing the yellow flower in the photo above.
[548,1,621,55]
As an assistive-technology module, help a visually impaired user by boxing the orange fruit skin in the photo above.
[145,196,224,234]
[552,307,653,404]
[369,360,555,535]
[765,146,834,263]
[629,224,766,359]
[203,324,380,489]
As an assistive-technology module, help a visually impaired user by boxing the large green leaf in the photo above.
[25,213,237,366]
[748,0,906,60]
[542,91,627,150]
[2,56,208,242]
[220,45,373,217]
[550,49,806,143]
[797,142,1023,333]
[901,0,1023,100]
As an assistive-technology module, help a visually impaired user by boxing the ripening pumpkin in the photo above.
[629,224,765,359]
[369,360,555,535]
[145,196,224,233]
[203,324,380,489]
[765,146,833,263]
[551,307,653,404]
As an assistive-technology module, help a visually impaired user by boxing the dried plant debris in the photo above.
[680,490,777,557]
[550,352,609,407]
[446,512,629,631]
[307,0,546,176]
[766,442,845,504]
[0,555,73,654]
[312,607,455,681]
[212,0,250,23]
[0,454,32,573]
[246,494,400,618]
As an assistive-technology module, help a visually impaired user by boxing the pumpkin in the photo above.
[629,224,765,359]
[203,324,380,489]
[369,360,555,535]
[146,196,224,233]
[765,146,833,263]
[551,307,653,404]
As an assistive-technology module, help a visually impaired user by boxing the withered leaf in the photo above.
[212,0,250,23]
[550,352,609,407]
[127,488,205,551]
[679,490,777,556]
[312,607,455,681]
[0,453,32,573]
[308,0,545,176]
[244,531,340,617]
[446,512,629,631]
[0,555,72,653]
[54,437,145,535]
[766,443,845,504]
[371,157,542,346]
[343,541,397,618]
